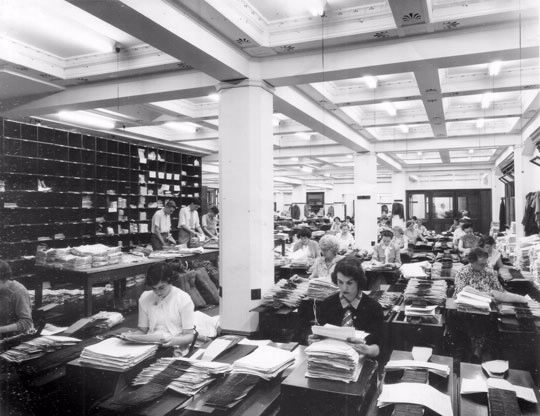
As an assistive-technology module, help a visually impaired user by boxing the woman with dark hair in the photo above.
[480,236,504,270]
[314,257,384,358]
[0,260,33,336]
[130,262,195,351]
[372,229,401,267]
[292,227,320,264]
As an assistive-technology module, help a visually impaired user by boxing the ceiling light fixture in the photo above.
[469,149,475,154]
[475,118,485,128]
[301,166,313,173]
[208,93,219,101]
[488,61,502,76]
[347,154,354,159]
[290,157,299,162]
[58,111,115,129]
[306,0,328,16]
[398,124,409,133]
[481,92,493,109]
[363,76,378,89]
[382,102,396,116]
[165,121,198,133]
[417,151,423,156]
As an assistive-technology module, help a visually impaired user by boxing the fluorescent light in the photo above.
[272,118,281,127]
[417,151,423,156]
[382,102,396,116]
[301,166,313,173]
[323,173,331,177]
[469,149,475,154]
[399,124,409,133]
[363,76,378,89]
[481,92,493,109]
[165,122,198,133]
[488,61,502,76]
[290,157,299,162]
[208,93,219,101]
[475,118,485,128]
[347,154,354,159]
[58,111,115,129]
[306,0,327,16]
[295,132,312,140]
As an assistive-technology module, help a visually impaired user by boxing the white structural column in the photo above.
[514,141,538,239]
[353,152,378,249]
[217,79,275,334]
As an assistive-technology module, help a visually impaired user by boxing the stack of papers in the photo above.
[305,338,362,383]
[455,286,492,312]
[261,278,309,308]
[400,263,429,279]
[306,279,339,300]
[311,324,368,342]
[460,377,537,403]
[385,359,450,377]
[404,279,447,305]
[232,346,296,380]
[405,304,438,317]
[0,335,81,363]
[79,337,157,370]
[377,383,453,416]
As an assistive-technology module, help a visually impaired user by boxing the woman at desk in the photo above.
[314,257,384,358]
[309,235,343,281]
[404,220,426,244]
[292,228,320,265]
[457,223,480,256]
[480,236,504,270]
[391,226,409,253]
[372,229,401,267]
[131,262,195,353]
[0,260,33,336]
[337,223,355,252]
[330,217,342,233]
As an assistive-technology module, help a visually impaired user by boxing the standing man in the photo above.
[178,199,205,245]
[202,206,219,239]
[151,200,177,250]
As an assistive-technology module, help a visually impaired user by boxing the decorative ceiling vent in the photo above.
[374,31,390,39]
[442,21,459,30]
[176,62,193,70]
[236,38,252,47]
[279,45,295,53]
[401,12,423,25]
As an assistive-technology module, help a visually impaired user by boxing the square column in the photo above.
[217,80,275,334]
[353,152,378,249]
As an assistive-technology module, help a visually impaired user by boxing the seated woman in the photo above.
[480,236,504,270]
[131,262,195,353]
[404,220,426,244]
[391,226,409,253]
[458,223,480,256]
[344,216,355,232]
[0,260,33,336]
[447,218,460,233]
[372,229,401,267]
[292,228,320,265]
[314,257,384,358]
[415,218,428,236]
[330,217,342,233]
[337,223,355,252]
[309,235,343,281]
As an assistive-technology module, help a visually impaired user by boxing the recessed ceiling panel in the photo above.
[0,70,64,100]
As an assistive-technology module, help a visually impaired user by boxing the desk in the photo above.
[459,363,540,416]
[35,249,219,316]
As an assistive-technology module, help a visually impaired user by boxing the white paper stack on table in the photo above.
[231,345,296,380]
[384,359,450,377]
[311,324,368,342]
[306,279,339,300]
[261,277,309,308]
[455,285,492,312]
[460,377,538,404]
[305,338,363,383]
[377,383,453,416]
[79,337,157,370]
[404,304,438,317]
[0,335,81,363]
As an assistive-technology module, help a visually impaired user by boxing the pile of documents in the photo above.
[305,338,363,383]
[306,279,339,300]
[0,335,81,363]
[460,377,537,404]
[261,277,309,308]
[232,345,296,380]
[404,279,447,306]
[431,261,463,280]
[79,337,157,370]
[132,357,231,396]
[377,383,453,416]
[400,262,430,279]
[384,359,450,377]
[498,299,540,318]
[404,304,439,317]
[368,291,401,310]
[454,285,492,312]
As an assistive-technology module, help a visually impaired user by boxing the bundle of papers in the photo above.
[232,345,296,380]
[377,383,453,416]
[400,262,429,279]
[200,335,242,361]
[385,359,450,377]
[261,277,309,309]
[305,338,362,383]
[79,337,157,370]
[92,311,124,328]
[455,286,492,312]
[306,279,339,301]
[368,291,401,310]
[461,377,537,403]
[404,279,447,306]
[0,335,81,363]
[404,304,438,317]
[311,324,368,342]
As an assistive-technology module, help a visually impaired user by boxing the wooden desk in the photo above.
[366,350,456,416]
[459,363,540,416]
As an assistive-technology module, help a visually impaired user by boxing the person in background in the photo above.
[377,216,392,235]
[0,260,33,336]
[372,229,401,267]
[309,235,343,281]
[312,257,384,358]
[404,219,426,244]
[391,225,409,253]
[458,223,480,256]
[452,219,467,245]
[480,236,504,270]
[344,216,355,232]
[416,218,428,236]
[151,200,177,250]
[448,218,460,233]
[292,228,320,264]
[201,206,219,239]
[131,262,195,352]
[178,199,205,245]
[330,216,342,233]
[337,223,356,252]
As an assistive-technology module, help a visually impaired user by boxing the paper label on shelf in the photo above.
[174,185,180,191]
[108,208,117,213]
[166,173,172,180]
[161,184,170,191]
[149,171,156,178]
[158,172,165,179]
[173,174,180,180]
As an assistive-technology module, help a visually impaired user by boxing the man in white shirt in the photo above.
[178,199,205,244]
[151,200,176,250]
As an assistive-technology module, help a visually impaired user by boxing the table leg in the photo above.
[84,280,93,317]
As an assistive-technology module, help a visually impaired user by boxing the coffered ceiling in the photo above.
[0,0,538,192]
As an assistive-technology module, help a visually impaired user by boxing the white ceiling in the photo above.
[0,0,538,192]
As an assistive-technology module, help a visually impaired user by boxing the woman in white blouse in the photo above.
[482,236,504,270]
[309,235,343,281]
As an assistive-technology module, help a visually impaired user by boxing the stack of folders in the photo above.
[0,336,81,363]
[404,304,438,317]
[261,278,309,308]
[455,285,492,313]
[384,359,450,378]
[132,357,231,396]
[305,338,363,383]
[404,279,447,306]
[79,337,157,370]
[231,346,296,380]
[306,279,339,301]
